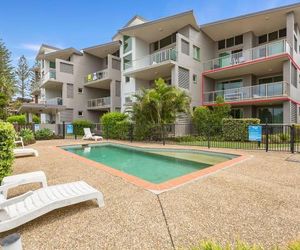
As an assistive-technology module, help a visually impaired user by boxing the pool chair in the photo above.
[1,171,48,198]
[13,148,39,157]
[83,128,103,141]
[0,181,104,232]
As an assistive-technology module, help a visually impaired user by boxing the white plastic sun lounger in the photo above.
[0,181,104,232]
[1,171,47,198]
[83,128,103,141]
[13,148,38,157]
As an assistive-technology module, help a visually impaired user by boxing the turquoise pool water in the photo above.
[63,144,237,184]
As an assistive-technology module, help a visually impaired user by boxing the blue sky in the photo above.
[1,0,299,66]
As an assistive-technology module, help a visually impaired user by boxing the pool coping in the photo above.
[54,142,250,193]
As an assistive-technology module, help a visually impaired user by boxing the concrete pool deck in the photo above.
[1,139,299,249]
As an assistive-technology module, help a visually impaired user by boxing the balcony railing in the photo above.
[204,81,289,104]
[203,39,291,71]
[124,47,177,71]
[43,69,56,82]
[45,97,63,105]
[87,97,111,108]
[84,69,108,83]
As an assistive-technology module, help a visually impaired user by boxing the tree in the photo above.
[132,78,191,139]
[30,60,40,93]
[0,39,15,120]
[15,55,30,98]
[210,96,231,127]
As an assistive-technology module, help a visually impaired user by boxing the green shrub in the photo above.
[222,118,260,141]
[32,115,40,124]
[101,112,129,139]
[193,107,211,135]
[0,122,16,181]
[35,128,54,140]
[19,128,35,145]
[7,114,26,125]
[72,119,94,136]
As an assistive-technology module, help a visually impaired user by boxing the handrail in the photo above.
[87,97,111,108]
[85,69,108,83]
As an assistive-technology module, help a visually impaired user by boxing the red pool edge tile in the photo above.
[54,145,250,193]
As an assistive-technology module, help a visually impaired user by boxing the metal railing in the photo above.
[204,81,289,104]
[46,97,63,105]
[87,97,111,108]
[124,47,177,71]
[203,39,291,71]
[84,69,108,83]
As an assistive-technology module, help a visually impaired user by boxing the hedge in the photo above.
[35,128,54,140]
[222,118,260,141]
[0,122,16,181]
[101,112,129,139]
[72,119,94,136]
[7,114,26,125]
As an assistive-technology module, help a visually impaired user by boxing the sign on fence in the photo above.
[66,124,74,134]
[248,125,262,142]
[34,124,40,132]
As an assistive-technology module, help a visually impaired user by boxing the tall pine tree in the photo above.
[16,55,30,99]
[0,39,15,119]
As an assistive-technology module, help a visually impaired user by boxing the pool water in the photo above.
[63,144,237,184]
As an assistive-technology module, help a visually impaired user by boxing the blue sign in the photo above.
[66,124,74,134]
[34,124,40,132]
[248,125,262,142]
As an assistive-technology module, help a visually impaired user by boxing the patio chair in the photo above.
[14,137,24,148]
[13,148,39,157]
[1,171,47,198]
[0,181,104,232]
[83,128,103,141]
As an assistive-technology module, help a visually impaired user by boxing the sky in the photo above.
[1,0,299,66]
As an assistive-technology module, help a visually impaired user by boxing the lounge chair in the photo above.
[14,148,39,157]
[83,128,103,141]
[1,171,47,198]
[0,181,104,232]
[14,137,24,148]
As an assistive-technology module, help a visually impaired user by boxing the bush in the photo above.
[101,112,129,139]
[72,119,93,136]
[19,128,35,145]
[7,115,26,125]
[32,115,40,124]
[0,122,16,181]
[35,128,54,140]
[193,107,211,135]
[222,118,260,141]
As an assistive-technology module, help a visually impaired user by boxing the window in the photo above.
[67,83,74,98]
[78,88,83,94]
[193,74,197,84]
[226,37,234,48]
[78,111,83,117]
[115,81,121,97]
[230,108,243,118]
[218,40,226,50]
[60,62,73,74]
[235,35,243,45]
[181,39,189,55]
[49,61,56,69]
[216,79,242,91]
[268,31,278,41]
[292,64,297,87]
[125,76,130,83]
[123,35,132,54]
[160,35,172,48]
[258,106,283,124]
[193,46,200,61]
[123,54,132,70]
[294,36,298,53]
[150,33,177,52]
[279,28,287,38]
[258,34,268,44]
[178,67,189,89]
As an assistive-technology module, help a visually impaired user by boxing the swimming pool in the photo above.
[60,143,244,192]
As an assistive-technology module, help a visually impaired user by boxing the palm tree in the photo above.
[132,78,191,139]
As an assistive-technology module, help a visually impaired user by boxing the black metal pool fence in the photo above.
[15,122,300,153]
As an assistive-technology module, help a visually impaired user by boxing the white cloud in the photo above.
[20,43,41,52]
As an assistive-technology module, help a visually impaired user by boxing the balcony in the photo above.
[45,97,63,106]
[87,97,111,110]
[84,69,110,89]
[41,69,63,88]
[124,47,177,80]
[204,81,290,105]
[203,40,291,79]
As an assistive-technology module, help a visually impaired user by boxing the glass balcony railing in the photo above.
[87,97,111,108]
[46,97,63,105]
[203,39,291,71]
[124,47,177,71]
[204,81,290,104]
[42,69,56,83]
[84,69,108,83]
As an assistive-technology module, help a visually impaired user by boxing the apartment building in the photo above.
[23,3,300,125]
[201,5,300,124]
[26,42,121,123]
